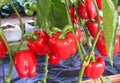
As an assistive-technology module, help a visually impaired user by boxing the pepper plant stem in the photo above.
[0,30,13,83]
[43,55,49,83]
[77,0,102,82]
[100,76,104,83]
[77,65,85,83]
[65,0,83,60]
[77,20,102,83]
[65,0,73,25]
[10,1,24,35]
[16,39,25,52]
[80,43,87,55]
[0,1,25,83]
[93,0,101,28]
[10,1,25,52]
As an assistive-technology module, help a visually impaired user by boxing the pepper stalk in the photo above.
[77,0,103,82]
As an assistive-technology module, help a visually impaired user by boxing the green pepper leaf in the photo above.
[36,0,51,27]
[47,0,69,29]
[0,0,10,7]
[102,0,118,66]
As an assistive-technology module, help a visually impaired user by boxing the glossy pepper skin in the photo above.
[96,35,119,56]
[48,31,77,60]
[86,16,103,37]
[27,30,50,56]
[96,0,102,9]
[14,50,37,78]
[77,1,88,19]
[85,0,96,20]
[69,5,76,24]
[84,55,105,79]
[69,5,80,25]
[48,52,60,65]
[0,37,7,58]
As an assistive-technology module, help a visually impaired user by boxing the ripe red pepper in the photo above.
[96,35,119,56]
[85,0,96,19]
[69,5,80,25]
[77,1,88,19]
[14,50,37,78]
[84,55,105,79]
[48,31,77,60]
[27,30,50,56]
[48,52,60,65]
[96,0,102,9]
[69,5,76,24]
[0,37,7,58]
[86,16,103,37]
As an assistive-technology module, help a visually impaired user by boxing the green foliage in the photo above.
[47,0,69,28]
[0,0,25,18]
[36,0,51,27]
[36,0,69,29]
[0,0,10,7]
[102,0,118,66]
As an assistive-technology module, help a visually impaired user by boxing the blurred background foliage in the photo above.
[0,0,36,18]
[0,0,120,18]
[119,0,120,5]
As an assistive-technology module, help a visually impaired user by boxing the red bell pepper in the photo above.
[85,0,96,20]
[14,50,37,78]
[96,0,102,9]
[77,1,88,19]
[48,31,77,60]
[96,35,119,56]
[27,30,50,56]
[84,55,105,79]
[69,5,80,25]
[86,16,103,37]
[0,37,7,58]
[69,5,76,24]
[48,52,60,65]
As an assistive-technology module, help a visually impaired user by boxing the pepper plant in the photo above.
[0,0,118,83]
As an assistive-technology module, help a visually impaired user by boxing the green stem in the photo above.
[93,0,101,28]
[43,55,49,83]
[0,31,13,66]
[65,0,73,25]
[86,0,102,62]
[77,65,85,83]
[10,0,26,52]
[100,76,104,83]
[73,0,84,60]
[10,1,24,35]
[91,54,96,62]
[77,0,102,82]
[1,1,26,83]
[83,26,92,47]
[80,43,87,55]
[0,13,13,83]
[86,25,102,65]
[5,62,14,83]
[76,40,83,60]
[58,32,66,39]
[0,30,13,83]
[15,39,25,52]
